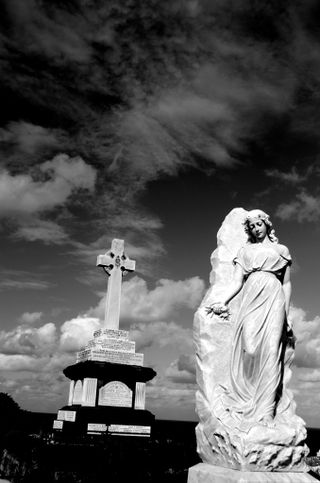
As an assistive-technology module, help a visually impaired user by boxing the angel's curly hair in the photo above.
[243,209,278,244]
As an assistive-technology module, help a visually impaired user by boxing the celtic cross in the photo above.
[96,239,136,329]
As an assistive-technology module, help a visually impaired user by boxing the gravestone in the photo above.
[53,239,156,438]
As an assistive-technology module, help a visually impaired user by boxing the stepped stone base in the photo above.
[188,463,318,483]
[53,405,155,438]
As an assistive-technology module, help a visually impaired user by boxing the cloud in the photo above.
[0,323,57,356]
[3,0,92,64]
[0,279,52,291]
[146,376,196,419]
[0,121,59,154]
[121,276,205,322]
[0,268,52,292]
[265,167,308,185]
[0,154,97,244]
[0,154,96,217]
[19,311,43,325]
[89,275,205,322]
[73,229,165,281]
[130,321,193,352]
[276,191,320,222]
[59,316,101,352]
[290,305,320,368]
[165,354,196,384]
[14,219,68,244]
[0,354,47,372]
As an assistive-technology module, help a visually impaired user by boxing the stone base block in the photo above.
[187,463,318,483]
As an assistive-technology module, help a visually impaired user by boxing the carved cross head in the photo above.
[96,239,136,277]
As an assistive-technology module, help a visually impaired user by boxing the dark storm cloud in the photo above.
[2,0,320,251]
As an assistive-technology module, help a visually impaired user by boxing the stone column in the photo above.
[81,378,97,407]
[134,382,146,410]
[68,380,75,406]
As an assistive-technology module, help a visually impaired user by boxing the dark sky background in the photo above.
[1,0,320,424]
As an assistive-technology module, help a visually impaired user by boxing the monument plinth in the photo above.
[53,239,156,438]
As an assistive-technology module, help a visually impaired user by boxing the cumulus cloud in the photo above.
[59,316,101,352]
[147,376,196,419]
[19,311,43,325]
[0,354,48,372]
[88,275,205,322]
[290,305,320,368]
[0,323,57,356]
[120,276,205,322]
[130,321,193,352]
[165,354,196,384]
[276,191,320,222]
[0,154,97,244]
[0,154,96,217]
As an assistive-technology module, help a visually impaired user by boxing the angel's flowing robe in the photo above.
[214,243,292,432]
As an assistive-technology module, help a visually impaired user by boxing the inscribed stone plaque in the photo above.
[98,381,132,407]
[87,423,107,432]
[64,411,76,422]
[89,349,144,366]
[94,329,129,340]
[97,339,136,352]
[53,420,63,429]
[57,410,65,420]
[108,424,151,435]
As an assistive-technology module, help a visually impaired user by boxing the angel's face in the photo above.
[248,218,267,242]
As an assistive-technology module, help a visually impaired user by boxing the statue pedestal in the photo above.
[188,463,318,483]
[52,329,156,438]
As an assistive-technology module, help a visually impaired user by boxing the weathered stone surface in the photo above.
[97,239,135,330]
[89,338,136,352]
[108,424,151,435]
[188,463,317,483]
[134,382,146,410]
[93,328,129,340]
[194,208,309,472]
[98,381,132,407]
[87,423,107,432]
[77,348,144,366]
[81,377,97,407]
[53,420,63,429]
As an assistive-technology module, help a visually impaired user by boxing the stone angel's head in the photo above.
[243,209,278,244]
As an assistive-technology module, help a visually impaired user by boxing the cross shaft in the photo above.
[97,239,135,330]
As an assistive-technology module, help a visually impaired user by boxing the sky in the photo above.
[0,0,320,426]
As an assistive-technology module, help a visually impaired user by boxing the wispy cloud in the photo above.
[276,190,320,222]
[265,167,309,185]
[0,268,53,291]
[0,121,60,155]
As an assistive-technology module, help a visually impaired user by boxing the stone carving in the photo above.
[98,381,132,407]
[97,238,136,330]
[194,208,309,472]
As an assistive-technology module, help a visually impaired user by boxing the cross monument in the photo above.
[96,239,136,330]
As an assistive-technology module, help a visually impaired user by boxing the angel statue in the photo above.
[193,208,309,473]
